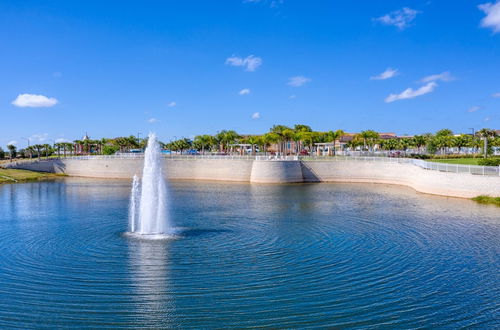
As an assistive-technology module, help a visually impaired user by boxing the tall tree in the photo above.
[325,129,345,155]
[358,130,380,151]
[477,128,497,158]
[7,144,16,160]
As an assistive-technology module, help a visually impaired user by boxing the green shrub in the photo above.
[102,145,119,155]
[409,154,431,159]
[477,158,500,166]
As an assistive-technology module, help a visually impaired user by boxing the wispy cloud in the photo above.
[420,71,455,83]
[484,116,491,122]
[289,94,296,99]
[467,106,481,112]
[374,7,420,30]
[252,112,260,119]
[385,82,437,103]
[30,133,49,142]
[370,68,399,80]
[492,92,500,98]
[479,1,500,33]
[225,55,262,72]
[148,118,158,123]
[7,140,17,146]
[239,88,251,95]
[243,0,284,8]
[12,94,58,108]
[52,72,62,78]
[55,138,69,143]
[168,101,176,107]
[287,76,311,87]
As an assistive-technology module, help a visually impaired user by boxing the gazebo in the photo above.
[314,142,336,156]
[228,143,253,155]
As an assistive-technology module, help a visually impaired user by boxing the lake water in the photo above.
[0,178,499,328]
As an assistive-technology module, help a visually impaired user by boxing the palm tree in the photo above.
[262,132,280,155]
[247,135,261,155]
[412,135,427,154]
[42,144,51,159]
[477,128,497,158]
[193,135,215,154]
[292,124,312,154]
[282,129,295,155]
[358,130,379,152]
[7,144,16,161]
[32,144,43,159]
[214,130,240,153]
[54,143,63,157]
[452,135,472,154]
[381,138,400,151]
[269,125,292,155]
[436,129,454,137]
[326,129,345,156]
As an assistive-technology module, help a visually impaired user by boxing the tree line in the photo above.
[1,127,499,160]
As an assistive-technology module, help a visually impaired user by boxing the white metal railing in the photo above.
[255,155,299,161]
[300,156,500,176]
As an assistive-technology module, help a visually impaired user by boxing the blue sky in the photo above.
[1,0,500,148]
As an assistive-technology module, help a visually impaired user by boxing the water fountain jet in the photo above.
[128,133,171,238]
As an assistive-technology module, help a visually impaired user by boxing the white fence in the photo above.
[300,156,500,176]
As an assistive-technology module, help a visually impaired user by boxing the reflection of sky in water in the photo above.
[0,178,498,328]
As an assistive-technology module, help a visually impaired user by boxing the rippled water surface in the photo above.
[0,178,499,328]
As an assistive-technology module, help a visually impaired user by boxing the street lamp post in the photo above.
[21,137,30,147]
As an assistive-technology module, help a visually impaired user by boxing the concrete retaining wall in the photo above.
[4,158,500,198]
[301,160,500,198]
[7,158,254,182]
[250,160,303,183]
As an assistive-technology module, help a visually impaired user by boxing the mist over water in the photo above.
[129,133,170,235]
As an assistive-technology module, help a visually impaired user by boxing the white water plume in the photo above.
[129,133,170,236]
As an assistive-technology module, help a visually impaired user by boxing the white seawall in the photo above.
[4,158,500,198]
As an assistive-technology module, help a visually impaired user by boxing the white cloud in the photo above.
[492,92,500,98]
[484,116,491,122]
[479,1,500,33]
[55,138,69,143]
[239,88,251,95]
[225,55,262,72]
[385,82,437,103]
[420,71,455,83]
[370,68,399,80]
[374,7,420,30]
[52,72,62,78]
[467,106,480,112]
[252,112,260,119]
[30,133,49,142]
[148,118,158,123]
[12,93,58,108]
[287,76,311,87]
[168,101,176,107]
[7,140,17,146]
[289,94,297,99]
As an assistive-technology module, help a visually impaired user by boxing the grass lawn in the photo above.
[0,168,61,184]
[472,195,500,207]
[428,158,482,165]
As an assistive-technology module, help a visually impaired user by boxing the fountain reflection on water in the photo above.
[128,133,172,238]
